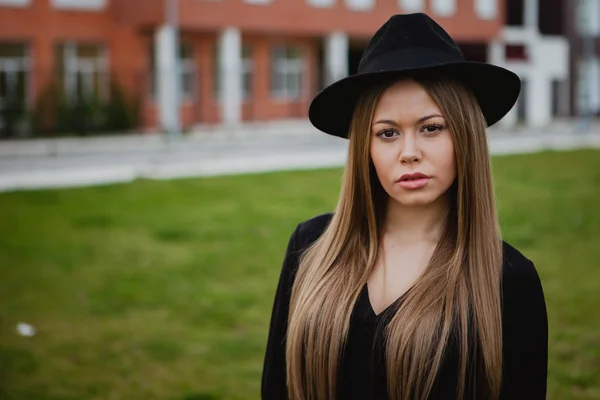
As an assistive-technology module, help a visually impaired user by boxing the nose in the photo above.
[399,133,422,164]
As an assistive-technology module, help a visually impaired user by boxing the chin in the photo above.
[394,197,435,207]
[390,191,442,207]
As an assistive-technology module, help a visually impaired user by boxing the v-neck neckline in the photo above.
[363,282,410,319]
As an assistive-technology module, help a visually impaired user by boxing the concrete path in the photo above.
[1,119,599,193]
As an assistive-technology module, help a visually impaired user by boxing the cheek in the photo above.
[435,140,457,181]
[370,144,395,180]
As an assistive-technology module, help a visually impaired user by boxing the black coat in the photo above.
[261,213,548,399]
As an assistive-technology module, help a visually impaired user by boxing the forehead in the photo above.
[373,79,442,120]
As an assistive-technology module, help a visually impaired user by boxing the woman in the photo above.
[262,13,548,400]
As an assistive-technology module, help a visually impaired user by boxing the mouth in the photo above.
[396,173,431,190]
[397,172,430,182]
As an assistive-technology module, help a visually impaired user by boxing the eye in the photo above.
[375,128,399,140]
[421,124,445,135]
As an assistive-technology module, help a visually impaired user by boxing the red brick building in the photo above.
[0,0,505,133]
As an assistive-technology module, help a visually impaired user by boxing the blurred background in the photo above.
[0,0,599,399]
[0,0,597,136]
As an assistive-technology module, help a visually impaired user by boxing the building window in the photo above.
[578,57,600,114]
[51,0,107,10]
[271,46,304,100]
[0,43,29,104]
[0,43,30,135]
[400,0,424,12]
[150,43,196,101]
[0,0,31,7]
[214,45,253,100]
[242,48,253,99]
[345,0,373,11]
[576,0,600,36]
[308,0,334,7]
[56,43,107,101]
[505,44,528,61]
[431,0,456,16]
[179,44,195,100]
[475,0,497,20]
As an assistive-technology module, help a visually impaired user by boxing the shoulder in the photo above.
[292,212,334,251]
[499,243,548,396]
[501,241,546,312]
[280,213,333,281]
[501,241,541,285]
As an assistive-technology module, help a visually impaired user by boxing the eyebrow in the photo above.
[372,114,443,126]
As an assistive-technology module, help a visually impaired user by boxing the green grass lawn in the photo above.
[0,149,599,400]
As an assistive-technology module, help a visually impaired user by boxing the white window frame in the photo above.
[308,0,335,8]
[400,0,424,12]
[431,0,456,17]
[61,42,108,101]
[51,0,107,11]
[271,46,305,100]
[0,0,31,7]
[345,0,373,12]
[475,0,497,20]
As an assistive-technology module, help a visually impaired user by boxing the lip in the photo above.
[397,172,430,190]
[398,172,429,182]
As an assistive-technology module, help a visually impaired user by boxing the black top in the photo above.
[261,213,548,399]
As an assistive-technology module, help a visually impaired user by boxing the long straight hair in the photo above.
[285,76,503,400]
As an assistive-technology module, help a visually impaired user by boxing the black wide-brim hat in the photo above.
[309,13,521,138]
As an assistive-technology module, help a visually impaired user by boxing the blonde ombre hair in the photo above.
[285,76,503,400]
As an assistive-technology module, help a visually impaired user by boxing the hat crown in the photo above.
[308,12,521,138]
[358,13,464,73]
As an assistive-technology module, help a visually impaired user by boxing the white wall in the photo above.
[488,10,570,128]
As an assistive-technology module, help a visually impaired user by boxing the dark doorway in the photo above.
[506,0,524,26]
[552,80,560,117]
[458,43,487,62]
[348,39,367,76]
[316,41,325,92]
[539,0,564,35]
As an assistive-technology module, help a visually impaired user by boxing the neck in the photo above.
[383,193,451,244]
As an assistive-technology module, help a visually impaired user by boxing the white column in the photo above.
[324,31,349,86]
[155,24,180,135]
[526,73,552,127]
[487,40,504,66]
[502,103,519,127]
[431,0,456,17]
[218,27,242,126]
[524,0,539,32]
[400,0,424,13]
[475,0,497,20]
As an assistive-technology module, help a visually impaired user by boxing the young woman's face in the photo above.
[370,79,457,207]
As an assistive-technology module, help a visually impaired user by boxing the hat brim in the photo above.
[308,62,521,138]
